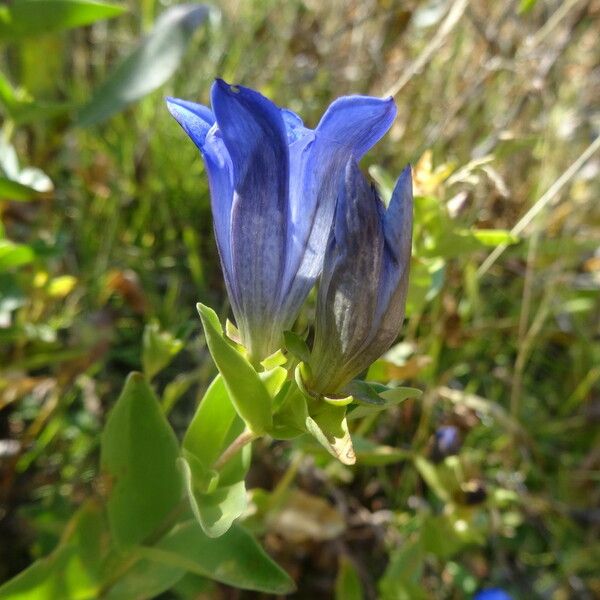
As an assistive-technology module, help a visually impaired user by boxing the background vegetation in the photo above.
[1,0,598,598]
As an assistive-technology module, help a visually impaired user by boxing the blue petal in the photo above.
[165,97,215,148]
[166,96,237,312]
[310,162,387,391]
[343,166,412,378]
[384,165,413,263]
[316,95,397,159]
[210,80,290,357]
[280,95,397,326]
[281,108,310,143]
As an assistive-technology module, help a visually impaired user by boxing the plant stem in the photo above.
[213,430,256,470]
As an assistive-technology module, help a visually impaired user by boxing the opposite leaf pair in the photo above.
[167,80,413,395]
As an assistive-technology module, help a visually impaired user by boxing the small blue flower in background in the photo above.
[167,81,396,361]
[474,588,514,600]
[431,425,462,462]
[307,160,413,394]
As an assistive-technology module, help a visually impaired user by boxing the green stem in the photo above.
[213,430,256,470]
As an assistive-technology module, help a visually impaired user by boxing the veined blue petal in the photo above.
[165,97,215,148]
[280,96,397,328]
[166,96,237,313]
[309,161,412,394]
[384,165,413,263]
[316,95,397,159]
[210,80,290,358]
[281,108,310,143]
[342,165,412,381]
[309,162,386,391]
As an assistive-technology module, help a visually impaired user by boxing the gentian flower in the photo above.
[431,425,462,462]
[307,161,413,394]
[166,80,396,361]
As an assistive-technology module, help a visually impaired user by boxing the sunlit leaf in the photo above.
[196,303,272,434]
[0,176,39,202]
[470,228,519,246]
[0,0,126,40]
[0,240,35,270]
[0,500,109,600]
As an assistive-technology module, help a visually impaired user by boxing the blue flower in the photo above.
[166,80,396,361]
[307,160,413,394]
[473,589,513,600]
[432,425,462,461]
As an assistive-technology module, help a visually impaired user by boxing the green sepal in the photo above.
[346,381,422,420]
[197,303,272,434]
[283,330,310,363]
[323,394,354,407]
[343,379,385,405]
[261,349,287,370]
[305,404,356,466]
[259,366,288,398]
[270,381,309,440]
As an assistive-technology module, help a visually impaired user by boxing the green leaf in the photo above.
[378,538,426,600]
[305,404,355,465]
[0,177,39,202]
[0,240,35,271]
[102,558,184,600]
[470,228,519,246]
[0,500,109,600]
[100,373,182,549]
[260,365,289,399]
[271,382,309,439]
[335,556,364,600]
[283,330,310,363]
[352,436,413,466]
[77,4,210,126]
[0,0,126,40]
[170,573,214,599]
[180,375,251,537]
[0,544,97,600]
[143,520,296,594]
[413,456,451,503]
[180,458,248,538]
[343,380,385,405]
[421,515,466,559]
[347,385,421,420]
[196,303,272,434]
[183,375,245,473]
[379,386,423,402]
[142,321,184,381]
[518,0,538,14]
[161,370,201,415]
